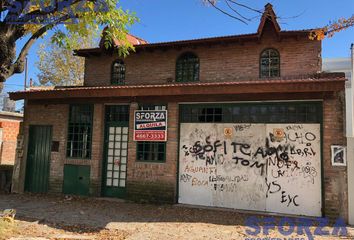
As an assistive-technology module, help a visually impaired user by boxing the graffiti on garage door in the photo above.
[178,123,321,217]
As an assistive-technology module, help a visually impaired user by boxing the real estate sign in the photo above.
[134,110,167,141]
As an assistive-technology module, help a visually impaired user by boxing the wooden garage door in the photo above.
[178,102,322,217]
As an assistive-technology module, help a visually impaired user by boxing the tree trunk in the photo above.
[0,25,22,84]
[0,20,62,88]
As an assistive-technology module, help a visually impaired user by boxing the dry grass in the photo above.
[0,218,17,240]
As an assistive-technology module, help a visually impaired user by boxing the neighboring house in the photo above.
[323,51,354,225]
[0,111,23,165]
[2,96,16,112]
[9,4,348,221]
[0,111,23,192]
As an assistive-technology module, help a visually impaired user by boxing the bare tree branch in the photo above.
[13,14,71,74]
[277,10,306,21]
[326,20,354,36]
[205,0,248,24]
[227,0,262,14]
[224,0,251,22]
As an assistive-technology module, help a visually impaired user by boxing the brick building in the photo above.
[10,4,348,221]
[0,111,22,192]
[0,111,22,165]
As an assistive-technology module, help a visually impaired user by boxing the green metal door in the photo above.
[25,125,52,193]
[102,105,129,198]
[63,165,90,196]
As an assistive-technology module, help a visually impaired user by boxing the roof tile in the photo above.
[10,76,346,95]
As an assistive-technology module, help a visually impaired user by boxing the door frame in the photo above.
[101,105,130,198]
[25,125,52,193]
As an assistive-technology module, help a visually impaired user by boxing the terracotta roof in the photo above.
[75,4,316,57]
[125,34,148,45]
[11,77,345,94]
[75,30,314,56]
[100,32,148,47]
[27,86,55,91]
[98,27,148,49]
[140,30,313,47]
[9,74,346,101]
[0,111,23,119]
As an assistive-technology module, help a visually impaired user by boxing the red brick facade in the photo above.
[10,4,348,222]
[84,28,321,87]
[0,114,22,165]
[20,91,347,220]
[19,104,104,194]
[323,92,347,220]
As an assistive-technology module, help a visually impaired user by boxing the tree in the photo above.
[203,0,263,24]
[310,17,354,40]
[36,31,97,86]
[0,0,138,83]
[204,0,354,40]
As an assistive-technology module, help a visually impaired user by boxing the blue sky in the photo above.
[4,0,354,96]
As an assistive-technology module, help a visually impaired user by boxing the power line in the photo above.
[3,83,24,87]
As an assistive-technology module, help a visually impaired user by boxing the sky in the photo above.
[4,0,354,98]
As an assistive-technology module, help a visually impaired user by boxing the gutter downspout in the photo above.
[348,43,354,225]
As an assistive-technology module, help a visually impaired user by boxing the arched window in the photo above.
[111,60,125,85]
[176,52,199,82]
[260,49,280,78]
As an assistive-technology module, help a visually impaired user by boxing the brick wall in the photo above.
[0,120,21,165]
[20,94,347,221]
[22,104,68,193]
[22,102,178,200]
[322,91,348,221]
[126,102,178,203]
[84,30,321,87]
[62,104,104,195]
[22,103,104,195]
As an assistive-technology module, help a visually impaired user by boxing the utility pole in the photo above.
[24,57,28,90]
[351,44,354,98]
[348,43,354,225]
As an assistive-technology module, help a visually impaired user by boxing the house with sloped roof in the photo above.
[9,4,349,221]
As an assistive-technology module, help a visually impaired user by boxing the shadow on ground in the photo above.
[0,193,351,239]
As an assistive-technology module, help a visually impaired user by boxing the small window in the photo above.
[136,104,167,162]
[137,141,166,162]
[176,52,199,82]
[105,105,129,122]
[198,107,223,123]
[139,104,167,111]
[180,103,322,124]
[111,60,125,85]
[67,105,93,159]
[260,49,280,78]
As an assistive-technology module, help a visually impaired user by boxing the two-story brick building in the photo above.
[10,4,348,221]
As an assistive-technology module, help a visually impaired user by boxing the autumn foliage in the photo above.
[310,15,354,40]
